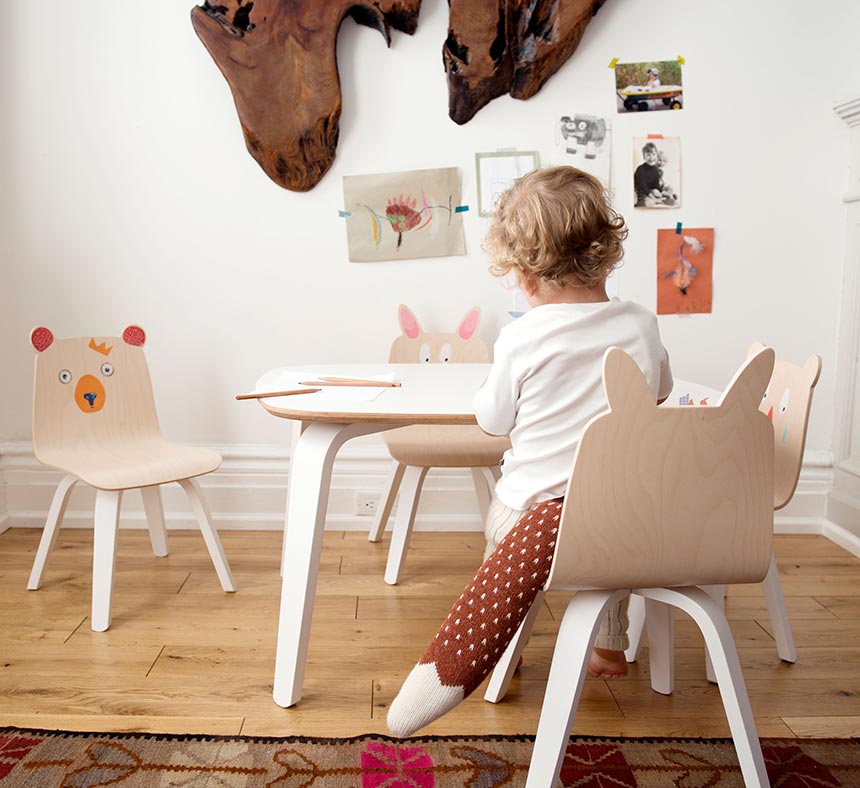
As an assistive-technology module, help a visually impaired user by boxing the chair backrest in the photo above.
[388,304,489,363]
[547,346,775,592]
[30,326,162,459]
[748,341,822,511]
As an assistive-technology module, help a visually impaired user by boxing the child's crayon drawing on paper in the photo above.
[552,114,611,188]
[657,228,714,315]
[342,167,466,262]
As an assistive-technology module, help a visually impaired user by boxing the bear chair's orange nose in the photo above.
[767,406,774,422]
[75,374,105,413]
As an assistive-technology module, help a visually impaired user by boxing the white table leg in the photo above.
[273,420,400,708]
[281,420,308,577]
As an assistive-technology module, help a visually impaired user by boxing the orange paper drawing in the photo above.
[657,228,714,315]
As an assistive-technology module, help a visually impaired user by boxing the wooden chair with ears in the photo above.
[368,305,510,585]
[624,342,822,684]
[485,346,776,788]
[27,326,236,632]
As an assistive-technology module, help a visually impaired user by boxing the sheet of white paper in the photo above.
[252,370,397,403]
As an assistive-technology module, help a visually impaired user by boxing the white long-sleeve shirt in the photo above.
[473,298,673,510]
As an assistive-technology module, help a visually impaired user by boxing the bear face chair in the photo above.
[27,326,235,632]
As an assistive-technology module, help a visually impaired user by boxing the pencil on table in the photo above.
[297,377,401,388]
[236,388,321,400]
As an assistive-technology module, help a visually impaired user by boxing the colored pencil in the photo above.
[236,388,321,400]
[298,377,401,388]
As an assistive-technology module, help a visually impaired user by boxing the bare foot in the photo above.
[588,647,628,679]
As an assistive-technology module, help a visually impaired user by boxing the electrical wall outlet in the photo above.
[355,492,379,516]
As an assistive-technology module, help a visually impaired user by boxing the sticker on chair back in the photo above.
[30,325,144,415]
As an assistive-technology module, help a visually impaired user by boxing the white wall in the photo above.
[1,1,858,516]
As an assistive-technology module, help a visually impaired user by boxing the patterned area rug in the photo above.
[1,727,858,787]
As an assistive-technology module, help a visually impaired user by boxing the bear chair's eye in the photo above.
[58,369,73,384]
[439,343,452,363]
[100,363,114,377]
[419,343,431,363]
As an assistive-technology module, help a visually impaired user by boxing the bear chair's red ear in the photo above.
[30,327,54,352]
[122,326,146,347]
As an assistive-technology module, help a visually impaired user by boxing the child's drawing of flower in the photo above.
[386,195,423,249]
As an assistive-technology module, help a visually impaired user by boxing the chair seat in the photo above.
[36,439,222,490]
[383,425,509,467]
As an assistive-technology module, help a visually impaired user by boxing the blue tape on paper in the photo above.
[338,210,352,218]
[675,222,683,235]
[455,205,469,213]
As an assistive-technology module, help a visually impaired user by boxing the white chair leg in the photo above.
[384,465,429,585]
[526,589,630,788]
[485,590,544,703]
[762,551,797,663]
[625,593,646,663]
[702,584,726,684]
[178,477,235,593]
[639,586,770,788]
[369,462,406,543]
[91,489,123,632]
[140,485,168,557]
[27,474,77,590]
[470,467,497,524]
[644,597,674,695]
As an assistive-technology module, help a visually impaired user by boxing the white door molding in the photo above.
[827,96,860,538]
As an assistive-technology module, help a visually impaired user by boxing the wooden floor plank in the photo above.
[783,716,860,737]
[0,714,245,735]
[2,528,860,738]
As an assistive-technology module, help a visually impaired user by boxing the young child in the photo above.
[634,141,664,206]
[646,66,661,89]
[387,166,672,737]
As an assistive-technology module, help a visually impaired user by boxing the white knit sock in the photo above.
[387,662,465,738]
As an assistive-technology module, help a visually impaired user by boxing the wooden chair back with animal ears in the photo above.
[549,345,776,592]
[31,327,163,477]
[749,341,822,510]
[623,344,823,679]
[369,305,510,585]
[488,347,778,788]
[389,304,490,364]
[27,326,235,633]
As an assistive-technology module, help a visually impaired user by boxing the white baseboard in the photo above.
[0,440,485,533]
[820,520,860,558]
[0,441,836,539]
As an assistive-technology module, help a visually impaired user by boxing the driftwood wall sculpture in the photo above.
[191,0,607,191]
[190,0,422,192]
[445,0,608,124]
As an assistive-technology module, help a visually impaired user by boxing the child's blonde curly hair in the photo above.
[483,166,627,288]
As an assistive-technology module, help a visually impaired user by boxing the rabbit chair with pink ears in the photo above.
[369,305,510,585]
